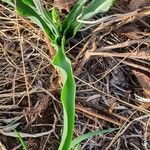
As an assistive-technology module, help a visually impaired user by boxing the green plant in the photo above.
[3,0,115,149]
[14,129,27,150]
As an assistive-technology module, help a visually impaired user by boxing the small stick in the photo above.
[86,51,150,60]
[76,104,122,126]
[44,35,55,58]
[89,39,150,51]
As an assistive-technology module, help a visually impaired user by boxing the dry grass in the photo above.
[0,1,150,149]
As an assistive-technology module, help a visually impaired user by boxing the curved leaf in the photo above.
[62,0,88,39]
[71,128,118,148]
[52,38,76,150]
[15,0,59,41]
[63,0,114,39]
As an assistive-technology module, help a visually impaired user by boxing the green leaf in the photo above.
[16,0,57,41]
[70,128,118,148]
[52,38,76,150]
[51,7,62,31]
[63,0,114,39]
[74,0,114,33]
[62,0,88,39]
[22,0,35,7]
[14,129,28,150]
[32,0,60,39]
[81,0,114,19]
[74,144,81,150]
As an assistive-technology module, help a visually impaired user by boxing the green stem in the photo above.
[52,38,76,150]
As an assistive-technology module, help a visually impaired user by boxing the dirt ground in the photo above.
[0,0,150,150]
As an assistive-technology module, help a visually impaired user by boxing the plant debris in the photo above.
[0,0,150,149]
[133,70,150,98]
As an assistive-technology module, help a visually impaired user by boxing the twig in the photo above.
[120,60,150,73]
[76,104,122,126]
[44,35,55,58]
[77,6,150,25]
[94,6,150,32]
[15,4,31,110]
[74,39,97,76]
[75,76,150,115]
[88,39,150,51]
[106,114,150,150]
[86,51,150,60]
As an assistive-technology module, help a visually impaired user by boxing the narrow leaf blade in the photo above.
[71,128,118,148]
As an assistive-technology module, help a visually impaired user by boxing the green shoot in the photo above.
[14,129,27,150]
[3,0,115,149]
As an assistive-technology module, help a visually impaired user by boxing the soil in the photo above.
[0,0,150,150]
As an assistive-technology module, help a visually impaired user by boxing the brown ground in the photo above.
[0,0,150,150]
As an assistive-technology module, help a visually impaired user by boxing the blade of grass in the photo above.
[14,129,27,150]
[71,128,118,148]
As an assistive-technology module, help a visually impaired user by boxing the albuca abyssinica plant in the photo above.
[3,0,115,149]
